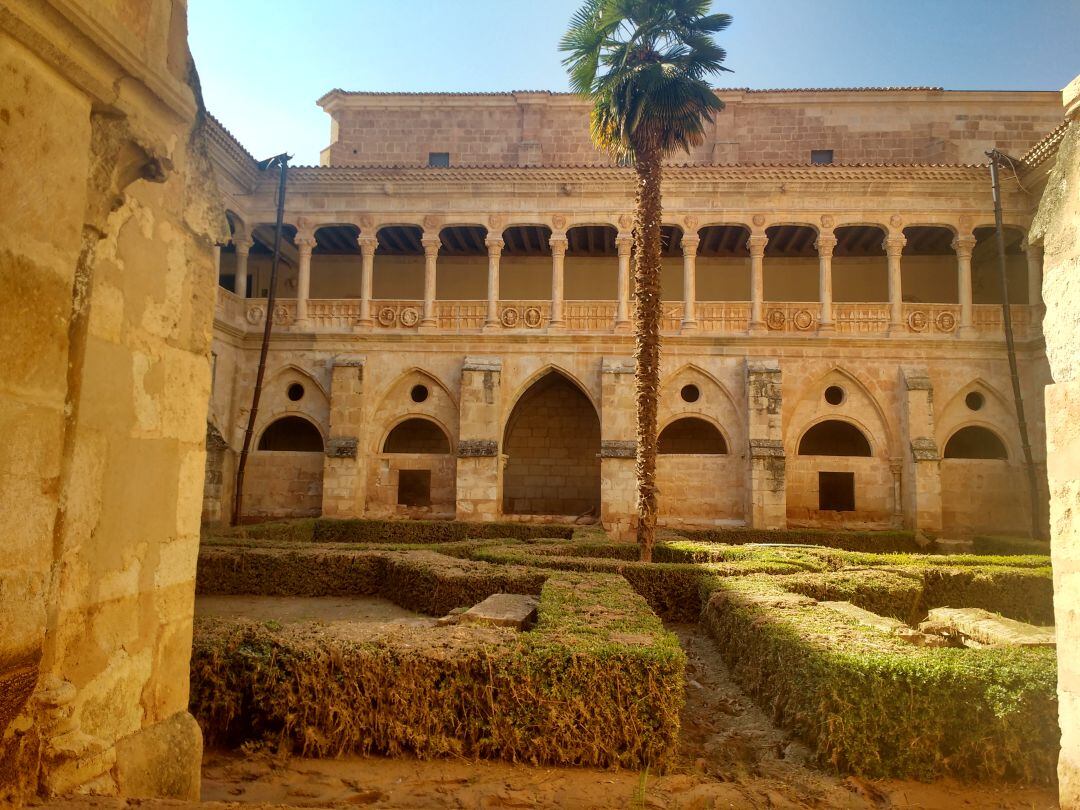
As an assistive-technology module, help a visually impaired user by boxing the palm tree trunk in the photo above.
[633,141,663,562]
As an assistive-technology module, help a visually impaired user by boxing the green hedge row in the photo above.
[667,526,925,553]
[190,572,685,769]
[700,576,1059,782]
[196,546,545,616]
[211,518,575,545]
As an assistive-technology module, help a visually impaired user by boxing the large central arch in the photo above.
[502,370,601,516]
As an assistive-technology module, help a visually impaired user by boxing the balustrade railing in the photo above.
[217,288,1037,341]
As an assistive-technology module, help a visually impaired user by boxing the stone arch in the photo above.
[943,425,1009,460]
[658,417,729,454]
[382,416,453,454]
[504,363,599,428]
[242,414,324,519]
[371,367,458,454]
[787,366,892,456]
[502,370,601,517]
[797,419,873,456]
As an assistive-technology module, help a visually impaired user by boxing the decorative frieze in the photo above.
[749,438,785,458]
[326,437,358,458]
[600,440,636,458]
[458,439,498,458]
[910,437,940,461]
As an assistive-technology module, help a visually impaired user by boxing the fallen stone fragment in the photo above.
[819,601,939,645]
[459,594,539,630]
[922,607,1055,647]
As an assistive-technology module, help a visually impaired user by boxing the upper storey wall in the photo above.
[317,89,1064,168]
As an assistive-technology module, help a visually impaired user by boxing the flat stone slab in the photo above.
[459,594,539,630]
[820,601,944,646]
[922,607,1055,647]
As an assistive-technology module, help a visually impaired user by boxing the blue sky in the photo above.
[190,0,1080,166]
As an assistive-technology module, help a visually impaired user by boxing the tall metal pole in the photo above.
[988,150,1043,539]
[232,154,290,526]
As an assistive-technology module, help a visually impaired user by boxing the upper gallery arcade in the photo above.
[203,85,1067,538]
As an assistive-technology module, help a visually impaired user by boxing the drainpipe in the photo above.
[232,153,291,526]
[987,149,1042,540]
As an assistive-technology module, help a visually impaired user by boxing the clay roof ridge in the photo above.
[1019,118,1071,166]
[205,111,259,166]
[319,86,949,98]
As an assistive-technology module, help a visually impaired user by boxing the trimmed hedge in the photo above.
[210,518,574,546]
[190,572,685,769]
[196,546,545,616]
[701,576,1059,782]
[668,526,925,553]
[973,535,1052,556]
[912,564,1054,626]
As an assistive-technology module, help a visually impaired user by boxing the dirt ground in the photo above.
[42,604,1058,809]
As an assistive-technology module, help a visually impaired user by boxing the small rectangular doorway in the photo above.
[819,471,855,512]
[398,469,431,507]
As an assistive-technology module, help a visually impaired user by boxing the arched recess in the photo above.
[785,367,894,528]
[383,417,453,454]
[972,225,1028,304]
[656,363,744,524]
[659,418,728,454]
[502,370,601,517]
[943,426,1008,460]
[242,415,324,519]
[935,377,1032,535]
[369,368,459,517]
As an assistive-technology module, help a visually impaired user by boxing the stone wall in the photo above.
[0,0,223,801]
[657,455,743,524]
[940,459,1029,535]
[503,375,601,516]
[1030,74,1080,809]
[243,452,324,518]
[319,89,1064,168]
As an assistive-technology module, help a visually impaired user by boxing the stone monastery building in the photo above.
[205,87,1067,537]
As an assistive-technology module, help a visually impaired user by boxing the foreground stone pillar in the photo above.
[748,232,767,334]
[357,234,376,329]
[953,233,976,337]
[549,232,567,330]
[898,366,943,533]
[484,237,503,330]
[816,232,836,332]
[746,360,786,529]
[615,232,632,332]
[456,357,503,521]
[321,357,367,517]
[295,229,314,326]
[1030,73,1080,809]
[233,233,251,297]
[1026,241,1044,321]
[885,233,906,333]
[213,244,221,284]
[600,358,637,540]
[681,232,699,331]
[421,233,439,328]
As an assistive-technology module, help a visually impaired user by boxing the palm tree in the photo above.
[561,0,731,561]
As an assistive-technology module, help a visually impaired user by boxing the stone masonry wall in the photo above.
[243,452,324,518]
[503,376,601,516]
[1030,74,1080,809]
[0,0,224,801]
[320,90,1064,168]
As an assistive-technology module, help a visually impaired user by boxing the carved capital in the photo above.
[549,234,568,257]
[421,235,442,256]
[681,234,700,256]
[951,235,976,258]
[232,230,252,253]
[814,235,837,256]
[746,234,768,257]
[485,236,504,255]
[357,235,379,255]
[882,234,907,256]
[615,234,633,256]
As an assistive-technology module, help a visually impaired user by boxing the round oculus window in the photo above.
[680,384,700,403]
[286,383,305,402]
[824,385,845,406]
[410,384,430,403]
[965,391,985,411]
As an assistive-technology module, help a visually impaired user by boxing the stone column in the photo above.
[1026,241,1044,316]
[748,233,767,334]
[421,233,440,328]
[213,244,222,285]
[456,357,503,521]
[295,231,315,327]
[549,231,567,330]
[898,366,943,533]
[746,359,786,528]
[321,356,367,518]
[615,232,632,332]
[357,234,377,329]
[681,233,700,331]
[600,357,637,540]
[884,233,906,333]
[952,234,976,337]
[233,233,251,297]
[484,236,503,330]
[816,232,836,333]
